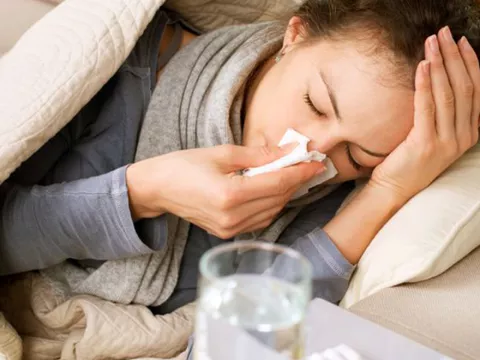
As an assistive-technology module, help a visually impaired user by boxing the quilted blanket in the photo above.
[0,0,167,184]
[0,273,194,360]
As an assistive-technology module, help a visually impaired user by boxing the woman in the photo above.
[1,0,479,311]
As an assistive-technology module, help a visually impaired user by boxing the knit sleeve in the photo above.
[290,227,355,304]
[0,166,167,275]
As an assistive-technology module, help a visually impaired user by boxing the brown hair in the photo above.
[293,0,480,84]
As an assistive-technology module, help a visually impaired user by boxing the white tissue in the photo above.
[307,344,363,360]
[243,128,338,199]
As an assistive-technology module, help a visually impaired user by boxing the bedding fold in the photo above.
[0,0,166,184]
[0,273,193,360]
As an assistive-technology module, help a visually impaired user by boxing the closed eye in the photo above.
[345,144,362,171]
[303,93,325,117]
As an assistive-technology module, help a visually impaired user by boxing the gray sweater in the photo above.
[0,12,355,308]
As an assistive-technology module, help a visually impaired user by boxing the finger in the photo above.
[438,27,473,144]
[216,143,298,172]
[414,60,436,137]
[234,161,325,201]
[240,202,295,234]
[211,194,287,232]
[229,204,284,235]
[425,34,455,138]
[458,36,480,143]
[211,179,302,234]
[203,200,285,239]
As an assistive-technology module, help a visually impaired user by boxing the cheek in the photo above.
[252,60,330,146]
[260,90,315,145]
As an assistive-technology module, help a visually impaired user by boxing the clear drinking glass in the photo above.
[194,241,313,360]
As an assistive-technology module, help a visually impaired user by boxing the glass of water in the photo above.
[194,240,313,360]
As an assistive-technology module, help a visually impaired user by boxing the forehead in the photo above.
[302,39,415,150]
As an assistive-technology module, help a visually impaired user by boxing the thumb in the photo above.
[217,143,298,172]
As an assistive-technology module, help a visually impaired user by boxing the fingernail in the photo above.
[442,26,454,43]
[460,36,473,52]
[428,35,439,54]
[422,60,431,76]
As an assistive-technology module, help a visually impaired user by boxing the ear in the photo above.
[282,16,308,53]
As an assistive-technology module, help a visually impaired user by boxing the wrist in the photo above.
[365,179,411,212]
[324,180,409,265]
[125,162,165,221]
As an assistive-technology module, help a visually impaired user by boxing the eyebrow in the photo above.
[318,70,342,121]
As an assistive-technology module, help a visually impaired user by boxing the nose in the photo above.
[307,133,342,155]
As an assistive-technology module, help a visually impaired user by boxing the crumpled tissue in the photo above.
[243,128,338,199]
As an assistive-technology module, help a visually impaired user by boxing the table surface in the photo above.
[305,298,451,360]
[188,298,451,360]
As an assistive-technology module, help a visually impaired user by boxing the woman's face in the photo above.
[243,19,415,183]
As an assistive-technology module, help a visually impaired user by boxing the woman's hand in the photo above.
[370,27,480,201]
[126,144,325,238]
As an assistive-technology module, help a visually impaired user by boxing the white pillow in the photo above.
[341,144,480,308]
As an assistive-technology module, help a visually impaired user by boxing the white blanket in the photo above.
[0,0,166,184]
[0,273,194,360]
